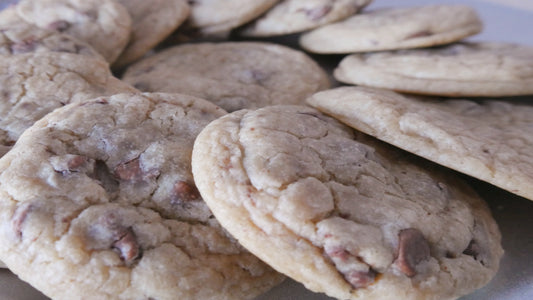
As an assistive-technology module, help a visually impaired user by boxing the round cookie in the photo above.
[238,0,373,37]
[299,4,483,54]
[122,42,330,112]
[0,93,284,300]
[112,0,190,69]
[191,105,503,300]
[307,86,533,202]
[14,0,132,63]
[184,0,278,36]
[334,42,533,97]
[0,52,137,157]
[0,6,103,58]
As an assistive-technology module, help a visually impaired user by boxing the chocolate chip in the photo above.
[395,228,430,277]
[113,158,159,182]
[10,38,37,54]
[67,155,89,170]
[325,247,350,261]
[11,202,32,239]
[112,227,141,265]
[324,247,378,289]
[345,269,377,289]
[170,181,201,205]
[51,154,93,175]
[303,5,333,21]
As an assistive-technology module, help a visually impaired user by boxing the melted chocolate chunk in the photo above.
[346,269,377,289]
[395,228,430,277]
[11,202,33,239]
[325,246,378,289]
[170,181,201,205]
[112,227,141,265]
[52,155,93,175]
[113,158,159,182]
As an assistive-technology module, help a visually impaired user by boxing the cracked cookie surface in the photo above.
[299,4,482,54]
[122,42,330,112]
[334,42,533,97]
[192,105,502,300]
[0,6,103,58]
[307,86,533,201]
[0,52,136,158]
[0,93,284,299]
[15,0,132,63]
[238,0,372,37]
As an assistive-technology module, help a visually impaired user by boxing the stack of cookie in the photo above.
[0,0,530,300]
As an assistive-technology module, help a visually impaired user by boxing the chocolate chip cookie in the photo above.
[238,0,372,37]
[300,4,482,54]
[308,86,533,201]
[192,105,503,300]
[0,93,284,299]
[122,42,330,112]
[0,6,103,58]
[334,42,533,97]
[15,0,132,63]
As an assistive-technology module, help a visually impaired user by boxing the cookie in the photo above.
[191,105,503,300]
[307,86,533,201]
[0,93,284,299]
[122,42,330,112]
[299,4,482,54]
[334,42,533,97]
[15,0,132,63]
[184,0,278,36]
[0,52,137,157]
[0,6,103,58]
[112,0,190,69]
[238,0,372,37]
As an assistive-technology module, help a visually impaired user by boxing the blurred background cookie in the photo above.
[299,4,482,54]
[122,42,330,112]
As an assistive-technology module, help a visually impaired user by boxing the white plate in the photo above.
[1,0,532,299]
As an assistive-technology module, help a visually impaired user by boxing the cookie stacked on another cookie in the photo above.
[308,86,533,201]
[191,105,503,300]
[334,42,533,97]
[299,3,533,98]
